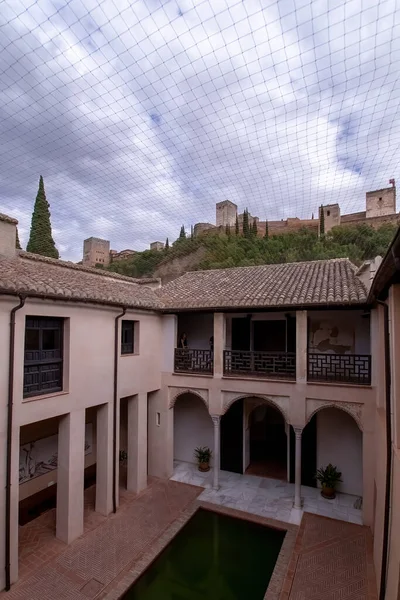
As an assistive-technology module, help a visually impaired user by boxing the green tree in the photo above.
[225,224,231,236]
[27,176,59,258]
[264,220,269,239]
[179,225,186,239]
[252,219,258,238]
[165,237,169,250]
[319,205,325,238]
[16,227,22,250]
[190,225,194,240]
[235,215,239,236]
[242,209,250,238]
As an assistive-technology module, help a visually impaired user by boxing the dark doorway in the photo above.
[246,405,287,480]
[286,314,296,353]
[289,416,317,488]
[253,320,286,352]
[220,399,243,474]
[231,318,251,351]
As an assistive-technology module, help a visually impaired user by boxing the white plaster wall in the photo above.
[316,408,363,496]
[309,310,370,355]
[177,313,213,349]
[173,394,213,465]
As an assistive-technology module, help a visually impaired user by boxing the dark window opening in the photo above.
[379,197,382,201]
[327,210,330,216]
[24,317,63,398]
[121,320,135,354]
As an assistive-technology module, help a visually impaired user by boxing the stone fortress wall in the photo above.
[196,183,399,239]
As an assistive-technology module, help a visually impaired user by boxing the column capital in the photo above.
[211,415,221,426]
[293,426,303,438]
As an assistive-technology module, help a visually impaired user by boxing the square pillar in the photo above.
[213,313,225,378]
[162,315,178,373]
[95,403,113,516]
[296,310,308,383]
[127,393,148,494]
[56,410,85,544]
[148,389,173,479]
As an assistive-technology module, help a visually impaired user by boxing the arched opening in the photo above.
[296,407,362,496]
[173,393,213,467]
[220,397,288,479]
[246,404,287,479]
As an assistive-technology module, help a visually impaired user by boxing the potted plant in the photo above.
[315,464,342,499]
[194,446,212,472]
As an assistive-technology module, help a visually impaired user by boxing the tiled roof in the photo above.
[0,213,18,224]
[157,259,368,310]
[0,251,161,310]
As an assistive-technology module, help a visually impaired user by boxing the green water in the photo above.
[122,508,285,600]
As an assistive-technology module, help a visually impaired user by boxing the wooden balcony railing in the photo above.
[174,348,213,375]
[223,350,296,379]
[307,352,371,385]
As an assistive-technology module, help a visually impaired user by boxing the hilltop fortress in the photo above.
[82,183,399,268]
[194,182,399,238]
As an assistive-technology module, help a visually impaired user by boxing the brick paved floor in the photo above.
[2,479,202,600]
[281,512,378,600]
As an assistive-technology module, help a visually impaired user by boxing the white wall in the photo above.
[316,408,363,496]
[309,310,370,355]
[173,394,213,465]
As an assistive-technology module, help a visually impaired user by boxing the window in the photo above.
[24,317,63,398]
[327,210,330,216]
[121,320,137,354]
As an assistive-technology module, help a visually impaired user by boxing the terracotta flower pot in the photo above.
[198,461,210,472]
[321,486,336,499]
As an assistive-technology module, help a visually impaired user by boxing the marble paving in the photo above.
[170,460,363,526]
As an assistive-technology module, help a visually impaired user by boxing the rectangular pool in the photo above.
[121,508,285,600]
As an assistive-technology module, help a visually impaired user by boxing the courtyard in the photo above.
[1,475,376,600]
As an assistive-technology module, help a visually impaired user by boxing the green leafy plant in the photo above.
[194,446,212,464]
[315,464,342,489]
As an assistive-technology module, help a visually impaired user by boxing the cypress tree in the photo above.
[179,225,186,239]
[319,205,325,237]
[16,227,22,250]
[235,215,239,236]
[225,223,231,236]
[27,176,59,258]
[264,220,269,239]
[252,219,258,238]
[243,209,250,239]
[190,225,194,240]
[165,237,169,250]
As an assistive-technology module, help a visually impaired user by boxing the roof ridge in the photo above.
[18,251,159,286]
[179,257,353,277]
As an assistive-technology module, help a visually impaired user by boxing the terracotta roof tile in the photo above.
[0,252,161,310]
[0,213,18,224]
[157,259,368,310]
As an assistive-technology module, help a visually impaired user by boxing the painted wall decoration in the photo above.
[309,320,354,354]
[19,423,93,484]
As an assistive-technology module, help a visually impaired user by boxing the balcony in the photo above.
[307,353,371,386]
[223,350,296,380]
[174,348,213,375]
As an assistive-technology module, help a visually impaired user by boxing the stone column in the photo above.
[211,415,221,489]
[95,403,113,516]
[127,393,148,494]
[296,310,308,383]
[213,313,225,378]
[294,427,303,509]
[56,410,85,544]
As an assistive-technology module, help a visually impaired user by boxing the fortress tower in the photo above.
[216,200,237,227]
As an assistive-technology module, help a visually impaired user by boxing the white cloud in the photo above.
[0,0,399,260]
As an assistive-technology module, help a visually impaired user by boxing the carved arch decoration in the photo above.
[222,393,289,423]
[306,399,363,431]
[168,387,209,410]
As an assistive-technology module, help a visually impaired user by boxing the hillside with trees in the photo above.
[106,222,397,282]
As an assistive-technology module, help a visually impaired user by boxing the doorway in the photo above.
[246,404,287,479]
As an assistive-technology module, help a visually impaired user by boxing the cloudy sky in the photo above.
[1,0,399,261]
